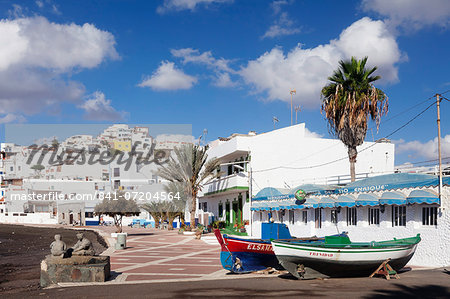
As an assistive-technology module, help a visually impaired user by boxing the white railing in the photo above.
[203,172,248,195]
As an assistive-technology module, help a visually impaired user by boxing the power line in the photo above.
[253,98,438,173]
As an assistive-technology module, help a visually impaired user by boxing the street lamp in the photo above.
[272,116,279,130]
[290,89,296,126]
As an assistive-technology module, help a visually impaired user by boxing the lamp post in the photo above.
[290,89,296,126]
[272,116,279,130]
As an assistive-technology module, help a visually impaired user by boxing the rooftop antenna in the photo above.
[294,105,301,124]
[290,89,296,126]
[272,116,279,130]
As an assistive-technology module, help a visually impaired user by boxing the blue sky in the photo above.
[0,0,449,167]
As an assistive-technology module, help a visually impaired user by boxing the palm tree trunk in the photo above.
[190,194,197,230]
[348,146,357,182]
[114,214,122,233]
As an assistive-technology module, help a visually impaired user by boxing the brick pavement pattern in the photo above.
[107,227,224,283]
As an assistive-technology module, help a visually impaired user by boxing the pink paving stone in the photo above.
[158,258,220,266]
[125,274,196,281]
[129,264,222,274]
[111,257,162,264]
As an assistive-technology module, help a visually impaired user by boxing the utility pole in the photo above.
[290,89,296,126]
[436,94,443,204]
[294,105,301,124]
[248,162,253,236]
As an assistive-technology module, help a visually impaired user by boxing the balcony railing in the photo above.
[203,172,248,196]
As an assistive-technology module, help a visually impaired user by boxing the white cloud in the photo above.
[0,16,118,117]
[157,0,233,13]
[171,48,233,72]
[79,91,126,121]
[395,135,450,160]
[171,48,237,87]
[138,61,197,91]
[0,17,118,72]
[240,17,403,107]
[262,14,301,39]
[262,1,300,39]
[35,1,44,8]
[0,113,26,124]
[362,0,450,31]
[213,72,237,87]
[304,127,323,138]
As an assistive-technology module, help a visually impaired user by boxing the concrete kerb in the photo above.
[55,270,279,287]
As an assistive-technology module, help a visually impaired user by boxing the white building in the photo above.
[198,123,394,228]
[0,125,181,226]
[250,174,449,267]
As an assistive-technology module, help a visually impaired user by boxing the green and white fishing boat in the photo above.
[271,234,421,279]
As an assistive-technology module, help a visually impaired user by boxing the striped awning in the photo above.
[318,197,336,208]
[356,193,379,206]
[379,191,406,205]
[291,197,319,209]
[335,194,356,207]
[407,189,439,204]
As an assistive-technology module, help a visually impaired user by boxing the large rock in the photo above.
[40,255,110,287]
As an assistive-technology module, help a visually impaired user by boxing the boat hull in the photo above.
[272,241,418,278]
[220,235,280,273]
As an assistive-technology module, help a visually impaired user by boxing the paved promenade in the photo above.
[108,228,224,283]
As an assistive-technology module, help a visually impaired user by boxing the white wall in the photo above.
[251,187,450,267]
[0,212,57,224]
[207,124,395,196]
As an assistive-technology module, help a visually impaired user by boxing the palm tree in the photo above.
[158,144,220,230]
[321,57,388,182]
[164,181,188,227]
[141,201,162,228]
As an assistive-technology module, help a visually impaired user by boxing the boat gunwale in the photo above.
[272,234,420,250]
[223,234,321,244]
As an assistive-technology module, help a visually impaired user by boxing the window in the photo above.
[203,202,208,212]
[302,210,307,224]
[227,165,232,175]
[114,180,120,190]
[369,208,380,225]
[85,212,94,218]
[114,167,120,177]
[289,210,295,224]
[422,207,438,226]
[392,206,406,226]
[315,209,322,228]
[218,203,223,217]
[279,211,284,223]
[347,207,357,226]
[259,212,263,222]
[331,210,338,224]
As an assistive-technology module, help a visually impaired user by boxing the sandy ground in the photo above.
[8,268,450,299]
[0,224,107,295]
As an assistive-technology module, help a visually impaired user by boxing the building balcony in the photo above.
[202,172,248,197]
